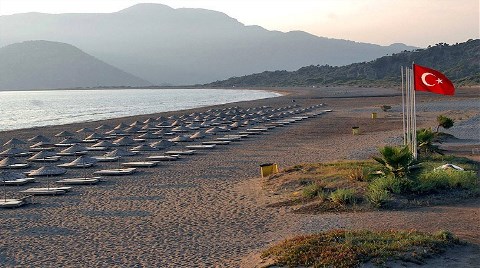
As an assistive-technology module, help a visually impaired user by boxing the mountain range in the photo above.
[205,39,480,88]
[0,3,416,87]
[0,40,150,90]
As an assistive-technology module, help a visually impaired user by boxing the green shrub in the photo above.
[436,115,454,132]
[369,176,411,194]
[329,188,357,205]
[302,183,325,199]
[366,188,390,208]
[373,146,413,178]
[414,169,478,193]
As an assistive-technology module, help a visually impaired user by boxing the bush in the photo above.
[366,188,390,208]
[302,183,326,199]
[414,169,478,193]
[329,188,357,205]
[373,146,413,178]
[369,176,412,194]
[436,115,454,132]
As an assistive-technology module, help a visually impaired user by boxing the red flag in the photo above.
[413,64,455,95]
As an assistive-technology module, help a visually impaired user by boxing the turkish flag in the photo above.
[413,64,455,95]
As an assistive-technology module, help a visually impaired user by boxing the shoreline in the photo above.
[0,88,283,134]
[0,86,479,267]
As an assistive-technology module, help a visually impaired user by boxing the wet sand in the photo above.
[0,86,478,267]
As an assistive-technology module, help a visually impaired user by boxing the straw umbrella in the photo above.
[3,138,26,148]
[28,135,51,143]
[55,131,75,138]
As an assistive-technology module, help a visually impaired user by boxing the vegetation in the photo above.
[436,115,455,133]
[261,229,461,268]
[263,151,478,212]
[206,39,480,88]
[417,128,443,156]
[372,146,413,178]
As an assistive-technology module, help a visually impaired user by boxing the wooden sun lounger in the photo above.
[202,141,231,145]
[0,164,31,169]
[185,144,216,150]
[56,151,87,156]
[3,178,36,186]
[29,147,55,152]
[0,199,25,208]
[28,156,61,162]
[165,150,196,155]
[56,178,100,185]
[94,168,137,176]
[92,156,120,162]
[57,163,95,168]
[121,162,159,168]
[20,188,68,195]
[147,155,178,161]
[86,147,108,151]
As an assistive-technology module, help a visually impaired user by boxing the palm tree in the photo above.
[417,128,444,156]
[372,146,413,178]
[436,115,454,133]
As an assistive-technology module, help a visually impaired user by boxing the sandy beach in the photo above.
[0,86,479,267]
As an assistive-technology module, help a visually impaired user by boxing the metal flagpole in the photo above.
[401,66,406,145]
[405,67,410,149]
[409,67,415,155]
[411,63,418,159]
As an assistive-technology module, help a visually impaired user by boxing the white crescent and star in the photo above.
[421,72,444,87]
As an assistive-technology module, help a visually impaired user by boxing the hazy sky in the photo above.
[0,0,478,47]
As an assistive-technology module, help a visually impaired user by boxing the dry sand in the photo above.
[0,86,479,267]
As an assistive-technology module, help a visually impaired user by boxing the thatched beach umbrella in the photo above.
[28,135,51,143]
[3,138,26,148]
[104,148,135,157]
[113,136,135,147]
[150,140,175,149]
[58,137,82,145]
[28,150,57,161]
[95,124,112,132]
[55,131,75,138]
[169,135,193,142]
[0,147,28,157]
[86,132,107,140]
[131,144,158,152]
[114,122,129,130]
[190,131,206,140]
[0,157,22,168]
[92,140,115,148]
[59,144,88,155]
[137,132,159,140]
[29,166,66,176]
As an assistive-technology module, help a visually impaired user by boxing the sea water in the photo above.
[0,88,281,131]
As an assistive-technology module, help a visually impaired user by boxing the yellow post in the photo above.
[260,163,279,177]
[352,127,360,135]
[371,112,377,119]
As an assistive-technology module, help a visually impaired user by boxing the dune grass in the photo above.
[261,229,461,268]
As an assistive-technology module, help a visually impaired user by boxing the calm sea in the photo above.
[0,88,281,131]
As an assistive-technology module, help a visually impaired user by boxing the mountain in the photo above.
[0,40,151,90]
[205,39,480,88]
[0,3,417,85]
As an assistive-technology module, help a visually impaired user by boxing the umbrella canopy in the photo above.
[92,140,115,148]
[143,118,156,124]
[55,131,75,137]
[114,122,129,130]
[3,138,26,147]
[105,129,127,136]
[130,120,143,127]
[0,147,28,156]
[131,144,158,151]
[58,137,82,144]
[31,141,54,148]
[124,126,141,133]
[28,135,51,143]
[190,131,206,139]
[172,126,191,132]
[170,120,181,127]
[76,127,95,133]
[60,144,88,154]
[104,148,135,157]
[137,132,159,139]
[169,135,192,142]
[28,150,57,160]
[0,156,23,167]
[95,124,112,131]
[86,132,106,140]
[0,171,26,181]
[150,140,175,149]
[69,155,98,165]
[29,166,66,176]
[113,136,135,146]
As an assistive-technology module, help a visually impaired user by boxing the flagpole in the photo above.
[401,66,406,146]
[405,67,411,150]
[412,63,418,159]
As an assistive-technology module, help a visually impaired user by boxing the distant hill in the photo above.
[205,39,480,88]
[0,40,151,90]
[0,3,416,85]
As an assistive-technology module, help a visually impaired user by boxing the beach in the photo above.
[0,86,479,267]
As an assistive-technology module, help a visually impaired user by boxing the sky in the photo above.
[0,0,478,47]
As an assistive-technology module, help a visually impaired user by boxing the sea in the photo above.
[0,88,281,131]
